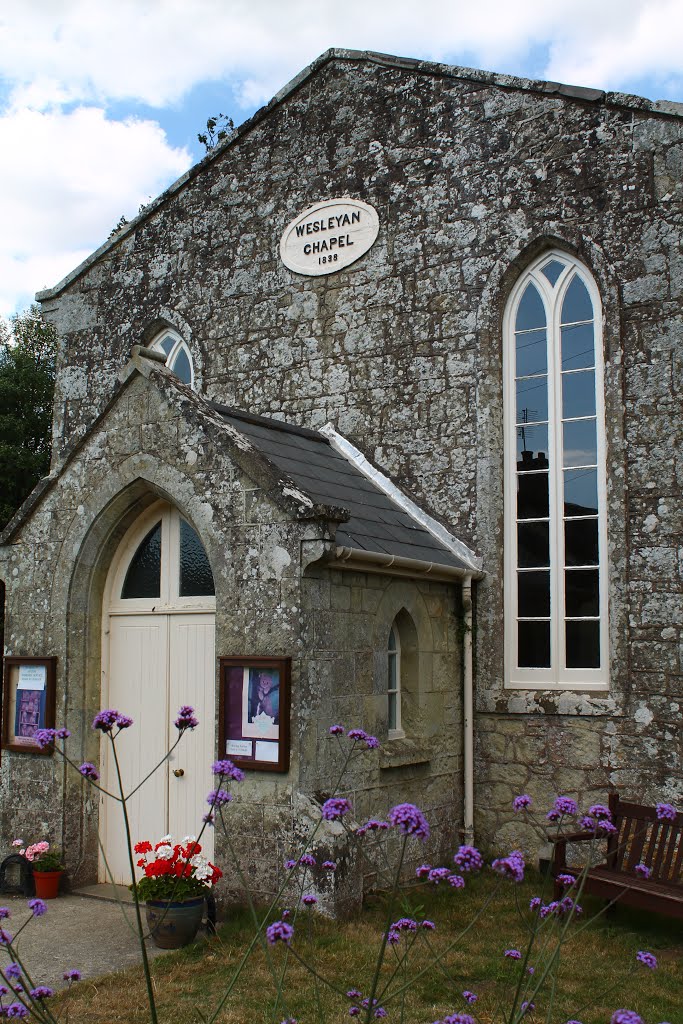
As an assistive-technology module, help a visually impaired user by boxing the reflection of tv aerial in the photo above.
[517,408,538,453]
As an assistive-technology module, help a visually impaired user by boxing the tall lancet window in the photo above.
[504,252,609,689]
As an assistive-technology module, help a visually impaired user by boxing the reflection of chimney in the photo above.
[517,450,549,473]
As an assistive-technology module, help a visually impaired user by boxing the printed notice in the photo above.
[18,665,47,690]
[255,741,279,763]
[227,739,252,757]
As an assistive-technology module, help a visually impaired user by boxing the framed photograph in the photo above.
[2,657,57,755]
[218,657,290,772]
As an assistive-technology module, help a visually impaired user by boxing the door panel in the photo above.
[103,616,169,884]
[168,615,216,861]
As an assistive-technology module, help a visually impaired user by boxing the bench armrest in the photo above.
[551,830,595,876]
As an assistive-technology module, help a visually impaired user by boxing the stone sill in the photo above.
[379,737,431,769]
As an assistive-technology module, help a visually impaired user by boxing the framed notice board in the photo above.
[2,657,57,755]
[218,657,290,772]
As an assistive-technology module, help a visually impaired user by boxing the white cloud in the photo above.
[1,1,682,111]
[0,105,190,316]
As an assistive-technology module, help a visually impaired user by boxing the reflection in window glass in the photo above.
[122,523,162,599]
[516,376,548,424]
[563,420,597,468]
[172,347,192,385]
[179,520,215,597]
[540,259,566,286]
[517,523,550,568]
[563,469,598,516]
[515,330,547,377]
[518,621,551,667]
[561,275,593,324]
[562,370,596,420]
[517,472,549,520]
[387,627,399,732]
[561,322,594,370]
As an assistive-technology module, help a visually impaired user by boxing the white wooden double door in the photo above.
[101,504,216,884]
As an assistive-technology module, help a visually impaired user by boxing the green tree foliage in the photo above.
[0,305,57,531]
[198,112,235,153]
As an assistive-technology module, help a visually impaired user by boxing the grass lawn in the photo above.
[57,872,681,1024]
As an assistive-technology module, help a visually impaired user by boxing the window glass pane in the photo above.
[515,283,546,331]
[515,330,547,377]
[561,275,593,324]
[562,369,596,419]
[516,376,548,424]
[517,522,549,568]
[517,472,549,520]
[516,423,548,464]
[388,627,397,652]
[566,621,600,668]
[565,519,599,566]
[518,621,551,668]
[158,335,174,355]
[564,469,598,516]
[518,571,550,617]
[388,691,397,731]
[565,569,599,616]
[179,519,215,597]
[171,347,192,385]
[563,419,597,468]
[121,522,161,599]
[540,259,566,286]
[561,322,594,371]
[388,651,397,689]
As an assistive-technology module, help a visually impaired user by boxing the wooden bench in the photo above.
[552,793,683,919]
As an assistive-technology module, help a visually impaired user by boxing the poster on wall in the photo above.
[2,657,57,755]
[219,657,290,772]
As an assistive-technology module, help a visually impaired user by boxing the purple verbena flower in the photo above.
[347,729,368,742]
[5,965,21,980]
[0,985,7,996]
[462,991,477,1004]
[636,950,657,969]
[78,762,100,781]
[349,1009,360,1018]
[93,709,132,732]
[554,796,578,816]
[504,949,522,959]
[6,1005,29,1019]
[374,1010,387,1019]
[322,860,337,871]
[29,987,53,999]
[437,1015,475,1024]
[0,908,9,919]
[33,729,56,748]
[174,705,198,731]
[416,863,432,878]
[556,873,576,887]
[521,1001,535,1015]
[453,845,483,872]
[388,802,430,839]
[266,920,294,945]
[0,928,12,945]
[492,849,525,883]
[421,920,436,930]
[299,854,316,867]
[321,797,352,821]
[206,789,232,807]
[546,810,561,822]
[284,858,297,870]
[635,863,651,879]
[346,990,362,1000]
[428,867,451,883]
[392,917,417,932]
[27,899,47,917]
[448,874,465,888]
[202,812,215,826]
[529,896,542,911]
[62,969,81,982]
[329,724,345,735]
[610,1013,643,1024]
[302,894,317,906]
[588,803,611,820]
[513,794,532,812]
[597,820,617,835]
[211,759,244,782]
[656,803,677,822]
[579,815,595,830]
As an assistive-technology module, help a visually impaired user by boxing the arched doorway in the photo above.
[101,500,216,883]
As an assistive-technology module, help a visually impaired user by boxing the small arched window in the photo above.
[150,329,194,387]
[504,252,608,690]
[387,625,401,737]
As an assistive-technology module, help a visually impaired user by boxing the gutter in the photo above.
[329,545,482,583]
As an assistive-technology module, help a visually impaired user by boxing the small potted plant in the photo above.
[131,835,222,948]
[13,839,65,899]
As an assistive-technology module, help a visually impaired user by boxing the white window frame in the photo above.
[503,251,609,691]
[150,328,195,389]
[108,501,215,616]
[387,624,404,739]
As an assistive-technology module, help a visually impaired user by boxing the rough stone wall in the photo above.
[22,52,683,853]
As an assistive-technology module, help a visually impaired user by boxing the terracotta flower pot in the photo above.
[32,870,63,899]
[145,897,205,949]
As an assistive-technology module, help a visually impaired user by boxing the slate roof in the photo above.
[213,404,477,574]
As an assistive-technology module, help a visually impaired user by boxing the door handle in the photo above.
[173,768,185,778]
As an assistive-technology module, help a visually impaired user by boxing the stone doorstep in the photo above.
[72,882,134,904]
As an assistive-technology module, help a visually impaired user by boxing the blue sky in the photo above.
[1,0,681,317]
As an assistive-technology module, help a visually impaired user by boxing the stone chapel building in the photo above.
[1,49,681,912]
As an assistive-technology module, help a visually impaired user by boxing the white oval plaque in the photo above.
[280,198,379,277]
